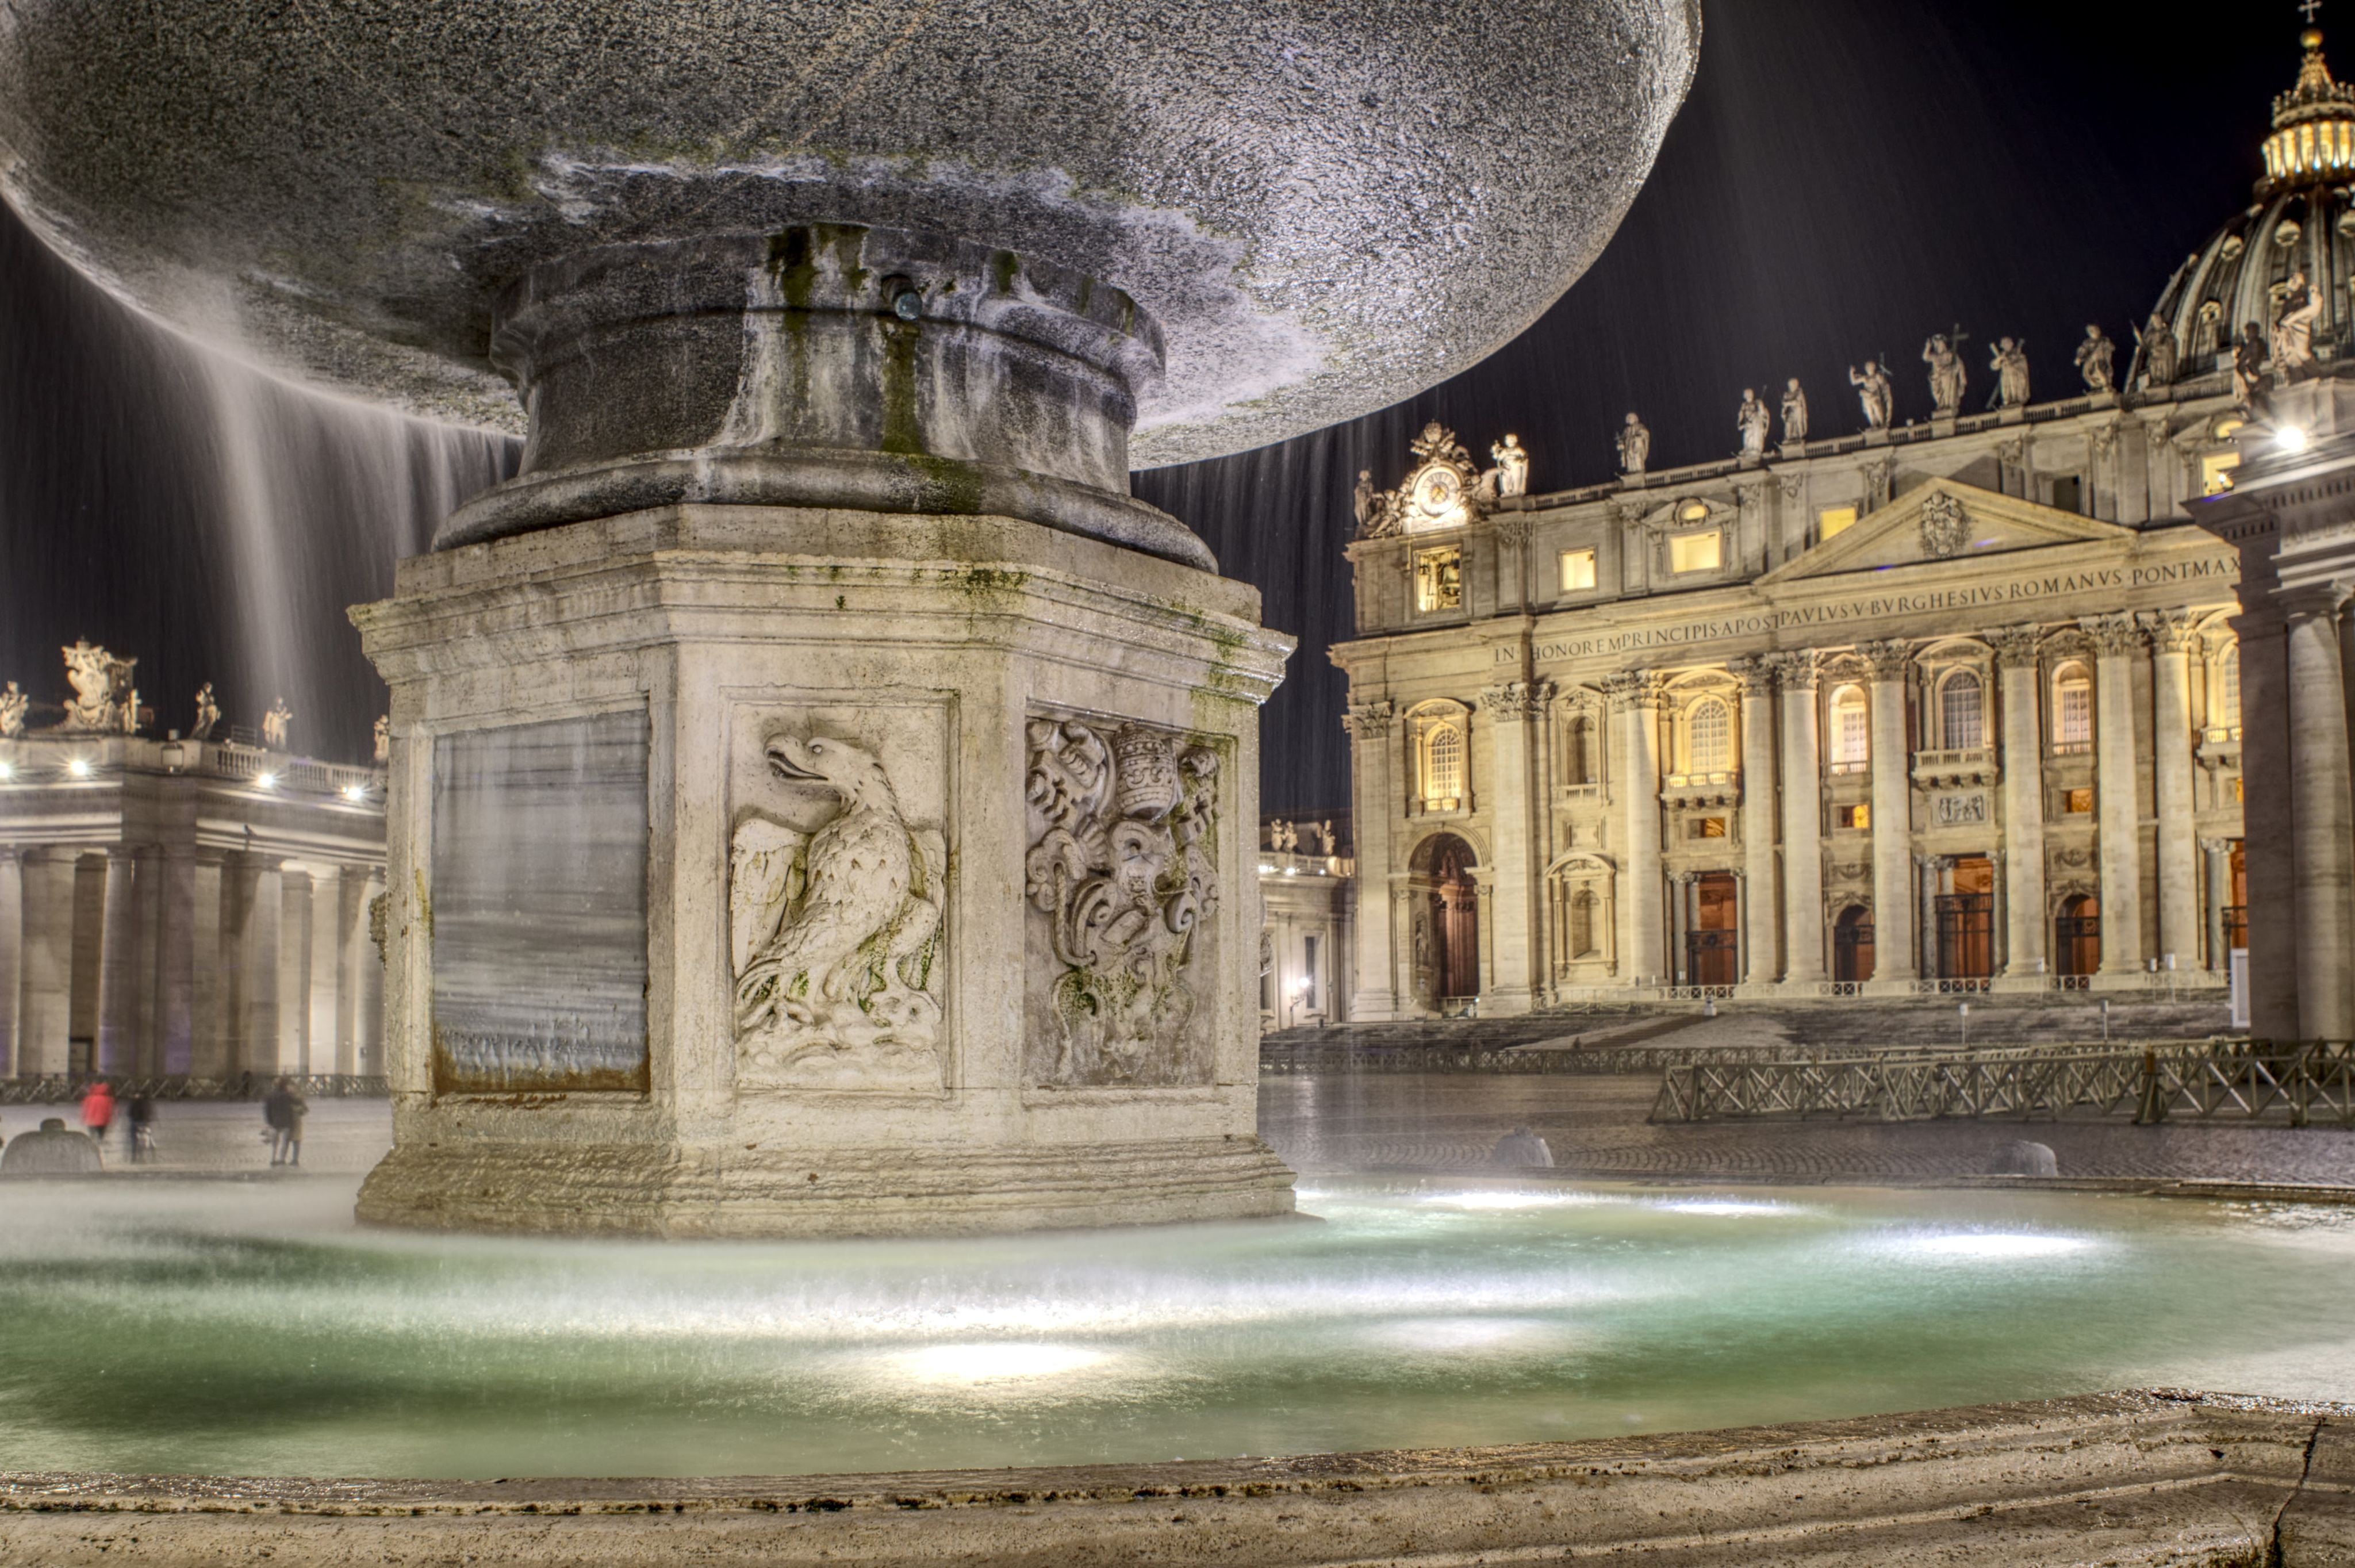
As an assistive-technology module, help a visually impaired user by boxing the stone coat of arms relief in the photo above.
[730,729,946,1091]
[1023,716,1221,1087]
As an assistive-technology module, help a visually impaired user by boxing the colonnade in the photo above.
[0,845,383,1079]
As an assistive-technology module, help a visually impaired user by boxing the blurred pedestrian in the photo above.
[79,1079,116,1152]
[263,1077,307,1167]
[126,1093,156,1163]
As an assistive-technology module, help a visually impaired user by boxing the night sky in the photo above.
[0,1,2301,810]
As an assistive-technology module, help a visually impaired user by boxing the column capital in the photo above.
[1726,654,1777,696]
[1601,669,1665,710]
[1858,639,1913,681]
[1987,623,2043,666]
[2277,580,2353,622]
[1478,678,1552,720]
[1343,699,1396,737]
[1766,649,1820,691]
[2138,607,2197,653]
[2079,612,2145,657]
[2199,835,2229,856]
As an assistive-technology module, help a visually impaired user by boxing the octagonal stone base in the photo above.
[350,505,1296,1237]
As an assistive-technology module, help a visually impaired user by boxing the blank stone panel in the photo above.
[431,710,649,1094]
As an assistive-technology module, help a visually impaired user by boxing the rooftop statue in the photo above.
[2074,324,2115,393]
[1780,378,1809,444]
[2234,321,2274,410]
[1848,361,1894,431]
[1736,389,1770,459]
[57,641,134,733]
[1989,336,2031,409]
[1617,413,1652,475]
[2136,314,2179,389]
[0,681,26,739]
[1489,434,1531,498]
[1923,334,1967,417]
[191,683,219,742]
[260,699,293,752]
[2271,270,2323,377]
[373,715,391,764]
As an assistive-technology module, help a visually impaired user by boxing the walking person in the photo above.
[79,1078,116,1157]
[263,1078,307,1168]
[126,1092,156,1164]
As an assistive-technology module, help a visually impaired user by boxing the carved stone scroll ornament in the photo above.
[1986,624,2043,668]
[1479,679,1552,720]
[1766,650,1819,691]
[1919,492,1969,559]
[1024,718,1221,1087]
[1344,700,1397,737]
[1858,639,1914,682]
[730,733,946,1089]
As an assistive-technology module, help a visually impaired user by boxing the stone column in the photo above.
[1990,625,2049,984]
[2201,837,2229,973]
[189,852,228,1077]
[1478,678,1547,1014]
[156,846,197,1075]
[308,867,344,1075]
[281,869,314,1075]
[2143,609,2199,971]
[231,857,283,1077]
[1989,849,2008,973]
[0,850,18,1076]
[95,847,142,1075]
[1606,671,1666,986]
[1344,700,1399,1020]
[2086,613,2148,978]
[1918,853,1945,979]
[2283,585,2355,1037]
[15,850,75,1076]
[2235,605,2300,1036]
[1666,871,1691,986]
[1860,639,1916,988]
[1733,656,1779,987]
[334,869,368,1076]
[358,872,387,1074]
[1773,652,1827,985]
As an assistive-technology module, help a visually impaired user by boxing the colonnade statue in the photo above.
[1989,336,2030,408]
[1616,412,1651,474]
[1779,378,1808,443]
[1923,334,1967,415]
[2074,324,2115,393]
[1847,361,1893,430]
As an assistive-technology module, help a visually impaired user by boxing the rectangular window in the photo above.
[1558,547,1597,593]
[1816,505,1858,542]
[1413,546,1462,612]
[2050,475,2083,514]
[1669,530,1722,574]
[1837,803,1870,830]
[2202,451,2239,496]
[2057,681,2093,745]
[2065,787,2094,815]
[1689,816,1727,839]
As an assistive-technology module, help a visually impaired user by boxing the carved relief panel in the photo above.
[1024,712,1223,1088]
[728,696,951,1093]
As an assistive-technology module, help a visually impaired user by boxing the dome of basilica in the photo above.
[2137,28,2355,387]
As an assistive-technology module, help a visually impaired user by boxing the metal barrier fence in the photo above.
[0,1074,389,1104]
[1650,1041,2354,1126]
[1261,1038,2223,1079]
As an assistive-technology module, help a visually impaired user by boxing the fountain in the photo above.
[0,2,1698,1236]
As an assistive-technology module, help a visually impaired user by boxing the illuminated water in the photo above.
[3,1178,2351,1480]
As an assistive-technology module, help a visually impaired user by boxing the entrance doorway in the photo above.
[1412,833,1480,1009]
[1686,871,1739,986]
[1936,856,1995,980]
[2056,894,2101,976]
[1832,904,1875,983]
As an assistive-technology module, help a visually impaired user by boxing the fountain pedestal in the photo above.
[353,502,1294,1236]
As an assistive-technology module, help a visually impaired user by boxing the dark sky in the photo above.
[0,1,2300,807]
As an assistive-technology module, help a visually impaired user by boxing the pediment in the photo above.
[1759,478,2134,585]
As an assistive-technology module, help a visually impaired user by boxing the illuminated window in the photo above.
[2054,665,2093,745]
[1669,530,1722,574]
[2222,646,2241,726]
[1940,672,1984,749]
[1677,499,1709,523]
[1687,697,1730,772]
[1424,724,1464,803]
[1414,546,1462,612]
[1837,803,1870,830]
[1559,547,1597,593]
[2233,777,2244,803]
[2065,787,2094,815]
[1690,816,1727,839]
[1830,684,1869,764]
[1817,505,1858,542]
[2201,451,2240,496]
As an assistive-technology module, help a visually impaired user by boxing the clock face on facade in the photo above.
[1406,463,1471,531]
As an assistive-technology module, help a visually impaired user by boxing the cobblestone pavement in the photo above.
[0,1099,391,1175]
[1258,1072,2355,1186]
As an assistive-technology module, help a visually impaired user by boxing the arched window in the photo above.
[2221,646,2242,727]
[1570,889,1597,956]
[1686,697,1730,773]
[2054,664,2093,745]
[1829,685,1869,764]
[1566,714,1595,785]
[1940,670,1984,749]
[1424,724,1464,803]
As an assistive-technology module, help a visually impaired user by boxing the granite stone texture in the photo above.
[350,504,1298,1237]
[0,1,1696,464]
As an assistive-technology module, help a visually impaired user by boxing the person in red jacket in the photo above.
[79,1079,116,1152]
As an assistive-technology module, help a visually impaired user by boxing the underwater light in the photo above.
[1911,1233,2089,1259]
[887,1343,1110,1383]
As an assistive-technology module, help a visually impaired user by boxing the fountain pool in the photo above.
[3,1178,2350,1481]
